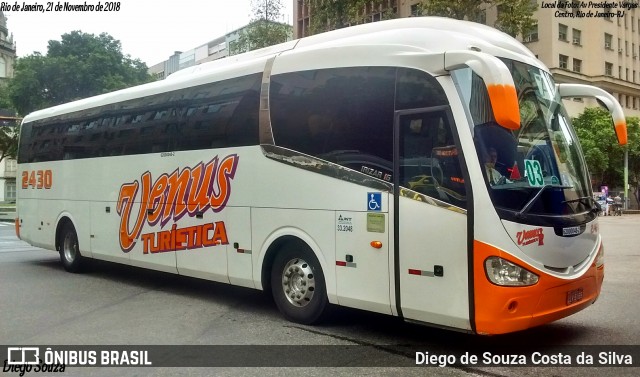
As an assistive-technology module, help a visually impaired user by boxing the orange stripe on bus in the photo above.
[15,218,20,240]
[615,121,628,145]
[486,84,520,130]
[473,240,603,335]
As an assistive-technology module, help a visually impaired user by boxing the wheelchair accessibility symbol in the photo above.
[368,192,382,211]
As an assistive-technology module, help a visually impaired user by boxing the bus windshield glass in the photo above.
[452,59,594,225]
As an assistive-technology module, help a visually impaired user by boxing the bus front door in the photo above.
[394,109,471,330]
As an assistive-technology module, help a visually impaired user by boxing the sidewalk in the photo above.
[0,203,16,222]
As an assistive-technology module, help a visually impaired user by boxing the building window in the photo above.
[559,54,568,69]
[5,159,16,173]
[605,62,613,76]
[634,70,636,82]
[559,24,568,41]
[524,24,538,42]
[572,29,581,45]
[605,33,613,49]
[618,38,622,53]
[627,68,630,81]
[634,43,637,59]
[573,59,582,73]
[410,4,420,16]
[476,10,487,24]
[626,96,630,108]
[4,181,15,201]
[626,41,629,56]
[619,65,622,79]
[634,97,638,110]
[633,16,636,31]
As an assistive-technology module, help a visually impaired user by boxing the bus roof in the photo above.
[22,17,544,124]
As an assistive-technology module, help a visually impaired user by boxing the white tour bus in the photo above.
[16,18,627,335]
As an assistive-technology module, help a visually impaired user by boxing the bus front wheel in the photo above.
[271,243,328,325]
[59,223,84,273]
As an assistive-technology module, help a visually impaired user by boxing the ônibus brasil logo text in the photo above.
[116,155,238,254]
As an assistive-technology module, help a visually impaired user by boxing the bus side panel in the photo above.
[16,163,60,252]
[90,201,129,264]
[398,197,471,330]
[252,208,336,301]
[175,208,228,283]
[250,147,395,310]
[18,167,92,257]
[16,198,36,247]
[334,208,392,315]
[226,206,254,288]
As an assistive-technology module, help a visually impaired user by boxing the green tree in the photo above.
[0,82,13,110]
[420,0,537,37]
[0,117,19,164]
[572,107,640,206]
[8,31,152,115]
[230,0,292,55]
[625,117,640,207]
[0,80,19,163]
[305,0,395,35]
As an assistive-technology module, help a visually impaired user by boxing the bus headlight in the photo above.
[484,257,539,286]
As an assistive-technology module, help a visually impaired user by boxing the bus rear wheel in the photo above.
[59,223,84,273]
[271,243,328,325]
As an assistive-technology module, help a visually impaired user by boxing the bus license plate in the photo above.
[566,288,584,305]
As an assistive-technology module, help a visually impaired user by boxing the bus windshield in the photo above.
[453,59,595,226]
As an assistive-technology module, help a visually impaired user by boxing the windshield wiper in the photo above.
[563,196,601,213]
[562,196,590,204]
[517,184,572,218]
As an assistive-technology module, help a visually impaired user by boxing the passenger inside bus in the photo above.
[484,147,506,185]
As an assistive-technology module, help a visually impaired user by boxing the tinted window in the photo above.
[396,68,448,110]
[18,73,261,163]
[399,110,466,209]
[270,67,396,176]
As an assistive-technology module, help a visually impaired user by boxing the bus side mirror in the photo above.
[444,51,521,131]
[557,83,627,145]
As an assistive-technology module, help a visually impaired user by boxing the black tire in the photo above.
[270,242,329,325]
[59,222,84,273]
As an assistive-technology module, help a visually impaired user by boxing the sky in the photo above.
[2,0,294,66]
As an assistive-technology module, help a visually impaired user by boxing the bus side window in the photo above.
[400,112,466,209]
[270,66,395,175]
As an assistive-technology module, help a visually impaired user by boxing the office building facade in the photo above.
[293,0,640,117]
[0,11,17,202]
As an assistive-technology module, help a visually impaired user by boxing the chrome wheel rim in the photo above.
[63,233,77,263]
[281,258,315,307]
